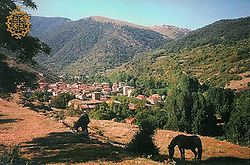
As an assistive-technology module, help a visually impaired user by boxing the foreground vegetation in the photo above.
[89,16,250,147]
[1,92,249,164]
[90,73,249,146]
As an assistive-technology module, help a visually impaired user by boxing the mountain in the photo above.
[30,16,71,38]
[163,17,250,53]
[30,16,172,76]
[108,17,250,88]
[148,25,191,39]
[90,17,191,39]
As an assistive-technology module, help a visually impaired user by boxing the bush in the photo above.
[53,111,65,121]
[0,146,28,164]
[65,105,85,117]
[89,102,134,121]
[0,92,12,101]
[127,120,159,156]
[50,93,74,109]
[135,108,168,129]
[89,103,116,120]
[30,91,52,102]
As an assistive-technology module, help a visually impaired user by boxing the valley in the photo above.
[0,1,249,164]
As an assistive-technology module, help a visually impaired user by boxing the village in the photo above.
[36,81,162,112]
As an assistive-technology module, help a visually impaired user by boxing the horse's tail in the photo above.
[197,136,202,160]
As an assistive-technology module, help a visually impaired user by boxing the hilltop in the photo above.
[108,16,250,88]
[30,16,190,77]
[31,16,168,76]
[148,25,191,39]
[89,17,191,39]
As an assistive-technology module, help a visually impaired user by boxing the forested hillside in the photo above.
[31,16,172,76]
[108,16,250,88]
[164,17,250,53]
[30,16,71,38]
[100,18,250,146]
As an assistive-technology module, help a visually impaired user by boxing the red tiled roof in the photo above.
[136,95,147,100]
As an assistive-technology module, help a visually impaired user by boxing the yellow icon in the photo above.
[6,6,31,39]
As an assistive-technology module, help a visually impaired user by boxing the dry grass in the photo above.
[0,98,249,164]
[225,71,250,91]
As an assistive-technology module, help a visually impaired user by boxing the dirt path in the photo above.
[0,99,67,147]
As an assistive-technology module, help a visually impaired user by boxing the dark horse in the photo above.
[72,113,90,133]
[168,134,202,161]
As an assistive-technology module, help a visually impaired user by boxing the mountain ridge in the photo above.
[31,15,190,39]
[31,16,187,76]
[107,16,250,88]
[148,25,191,39]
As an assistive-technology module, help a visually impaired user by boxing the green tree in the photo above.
[226,90,250,146]
[50,93,74,109]
[204,87,234,123]
[0,55,38,93]
[135,107,168,129]
[175,90,193,133]
[89,103,116,120]
[0,0,50,63]
[0,0,50,93]
[177,73,200,92]
[127,120,159,156]
[191,92,216,135]
[31,91,52,102]
[164,84,217,136]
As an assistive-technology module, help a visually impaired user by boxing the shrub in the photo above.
[50,93,74,109]
[127,120,159,156]
[89,102,133,121]
[53,111,65,121]
[30,91,52,102]
[135,108,168,129]
[0,92,12,101]
[65,105,85,117]
[89,103,116,120]
[0,146,28,164]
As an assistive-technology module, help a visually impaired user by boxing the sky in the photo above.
[25,0,250,30]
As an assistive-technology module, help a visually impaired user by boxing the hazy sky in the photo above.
[26,0,250,30]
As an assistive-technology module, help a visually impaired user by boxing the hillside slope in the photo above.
[30,16,71,38]
[109,17,250,88]
[31,16,171,76]
[0,99,249,164]
[0,52,58,93]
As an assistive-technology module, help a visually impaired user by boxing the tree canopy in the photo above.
[0,0,50,63]
[0,0,51,93]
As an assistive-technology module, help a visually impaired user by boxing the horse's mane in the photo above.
[169,134,183,147]
[168,134,203,160]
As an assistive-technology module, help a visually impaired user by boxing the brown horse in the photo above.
[168,134,202,161]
